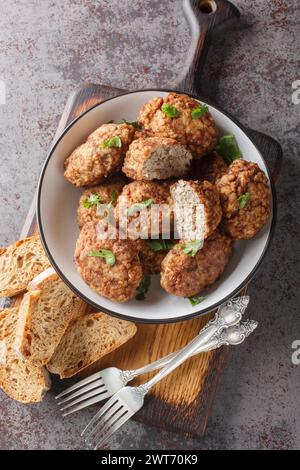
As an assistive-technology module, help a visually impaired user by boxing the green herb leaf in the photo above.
[238,192,251,209]
[147,240,165,251]
[188,295,205,306]
[161,104,181,118]
[110,190,118,204]
[166,240,175,250]
[83,193,101,209]
[215,134,242,165]
[135,275,151,300]
[121,118,141,129]
[180,240,202,257]
[147,239,174,252]
[102,136,122,149]
[191,104,209,119]
[87,249,116,266]
[127,198,153,216]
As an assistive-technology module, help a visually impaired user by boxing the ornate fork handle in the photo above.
[135,319,257,396]
[134,301,252,396]
[121,296,249,384]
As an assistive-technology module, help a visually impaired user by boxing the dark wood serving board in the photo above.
[17,1,282,438]
[19,82,282,438]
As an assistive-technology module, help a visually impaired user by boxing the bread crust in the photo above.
[0,307,51,403]
[14,272,85,366]
[0,236,51,298]
[47,312,137,378]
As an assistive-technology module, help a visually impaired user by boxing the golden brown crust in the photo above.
[138,93,218,158]
[160,230,232,297]
[0,236,51,298]
[0,307,51,403]
[135,239,169,275]
[77,176,126,228]
[75,221,142,302]
[216,159,270,239]
[133,128,155,140]
[115,181,173,239]
[47,312,137,378]
[188,151,228,183]
[64,123,135,187]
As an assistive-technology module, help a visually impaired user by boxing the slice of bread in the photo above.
[14,271,86,367]
[47,312,137,378]
[0,236,51,298]
[0,307,51,403]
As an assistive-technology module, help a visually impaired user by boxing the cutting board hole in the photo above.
[199,0,217,14]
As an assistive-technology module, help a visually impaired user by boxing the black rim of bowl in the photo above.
[36,88,277,324]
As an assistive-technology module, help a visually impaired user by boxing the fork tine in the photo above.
[60,386,107,412]
[55,371,103,399]
[62,390,111,417]
[57,379,105,405]
[94,410,132,450]
[86,405,129,449]
[81,396,120,438]
[84,400,123,442]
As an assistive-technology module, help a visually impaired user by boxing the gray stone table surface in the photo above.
[0,0,299,450]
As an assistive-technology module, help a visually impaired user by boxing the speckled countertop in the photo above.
[0,0,299,450]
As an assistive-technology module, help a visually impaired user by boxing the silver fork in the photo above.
[82,319,257,449]
[56,296,249,416]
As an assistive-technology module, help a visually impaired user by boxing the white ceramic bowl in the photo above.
[37,90,276,323]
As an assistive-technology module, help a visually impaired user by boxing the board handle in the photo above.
[171,0,240,95]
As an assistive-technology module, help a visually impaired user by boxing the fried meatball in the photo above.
[122,136,192,180]
[170,180,222,242]
[138,93,218,158]
[133,128,154,140]
[160,231,232,298]
[188,151,228,183]
[77,176,126,228]
[216,159,271,239]
[135,239,171,274]
[115,181,173,240]
[75,221,142,302]
[64,123,135,187]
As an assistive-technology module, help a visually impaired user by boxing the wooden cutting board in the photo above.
[19,83,282,437]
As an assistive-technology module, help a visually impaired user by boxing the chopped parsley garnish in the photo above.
[180,240,202,257]
[135,275,151,301]
[127,198,153,216]
[87,249,116,266]
[102,136,122,149]
[96,190,118,216]
[83,193,101,209]
[238,192,251,209]
[191,104,209,119]
[188,295,205,306]
[121,118,141,129]
[215,134,242,165]
[161,104,181,118]
[148,239,174,252]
